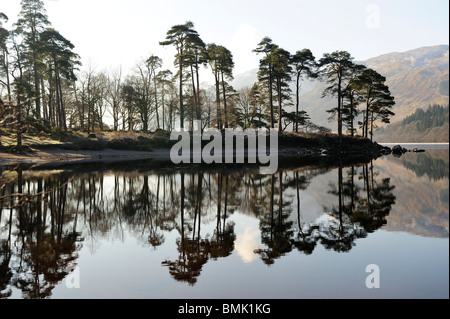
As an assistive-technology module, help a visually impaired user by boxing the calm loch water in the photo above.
[0,146,448,299]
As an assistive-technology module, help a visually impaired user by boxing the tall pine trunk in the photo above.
[215,71,221,130]
[31,29,41,119]
[337,76,342,144]
[179,48,184,129]
[295,73,300,133]
[195,63,201,121]
[154,75,160,129]
[269,63,274,129]
[221,71,228,129]
[277,79,282,131]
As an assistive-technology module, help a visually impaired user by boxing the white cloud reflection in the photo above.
[235,226,261,264]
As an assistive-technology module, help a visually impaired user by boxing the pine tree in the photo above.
[184,35,206,126]
[290,49,318,133]
[319,51,355,143]
[0,12,11,102]
[146,55,163,129]
[160,21,202,129]
[40,28,80,130]
[342,63,366,137]
[354,68,395,141]
[253,37,278,129]
[271,48,292,131]
[206,44,234,129]
[217,46,234,129]
[14,0,51,119]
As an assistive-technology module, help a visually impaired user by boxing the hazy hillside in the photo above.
[374,104,449,143]
[231,68,258,90]
[301,44,449,132]
[364,45,449,121]
[232,68,318,95]
[374,122,449,143]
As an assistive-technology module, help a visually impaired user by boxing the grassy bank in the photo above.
[0,129,173,152]
[1,128,385,154]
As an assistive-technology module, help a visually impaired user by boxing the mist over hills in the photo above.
[232,45,449,137]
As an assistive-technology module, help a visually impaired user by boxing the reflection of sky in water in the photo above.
[233,192,331,265]
[235,226,260,264]
[47,221,448,299]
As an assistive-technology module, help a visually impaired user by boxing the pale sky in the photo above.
[2,0,449,80]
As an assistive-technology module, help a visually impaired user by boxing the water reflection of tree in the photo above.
[210,174,236,260]
[162,173,236,285]
[162,174,209,285]
[322,160,396,252]
[255,172,294,265]
[163,173,204,285]
[401,152,449,181]
[353,161,396,232]
[128,175,165,248]
[0,185,13,298]
[290,171,319,255]
[320,161,367,252]
[1,169,187,295]
[1,168,81,299]
[251,160,396,264]
[0,160,398,294]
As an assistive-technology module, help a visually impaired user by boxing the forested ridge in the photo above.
[375,104,449,143]
[402,104,449,132]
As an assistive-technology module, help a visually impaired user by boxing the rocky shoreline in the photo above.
[0,145,392,171]
[0,130,426,172]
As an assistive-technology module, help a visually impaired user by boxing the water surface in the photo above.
[0,147,448,299]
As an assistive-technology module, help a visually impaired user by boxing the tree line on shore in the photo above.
[0,0,396,151]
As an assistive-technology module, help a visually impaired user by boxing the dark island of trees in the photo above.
[1,0,396,161]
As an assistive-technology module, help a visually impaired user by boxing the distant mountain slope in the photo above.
[232,68,317,95]
[301,44,449,131]
[364,45,449,121]
[374,121,449,143]
[231,68,258,90]
[374,104,449,143]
